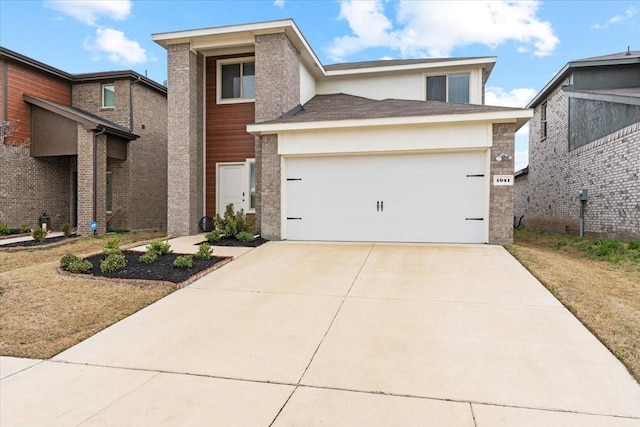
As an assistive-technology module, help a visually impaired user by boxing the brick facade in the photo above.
[489,123,516,245]
[1,51,167,234]
[254,33,301,239]
[0,144,70,229]
[166,43,204,236]
[517,79,640,239]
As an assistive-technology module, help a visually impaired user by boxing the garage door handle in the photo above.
[377,201,380,211]
[465,218,484,221]
[381,201,384,212]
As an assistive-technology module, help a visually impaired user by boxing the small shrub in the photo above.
[103,237,122,256]
[206,230,222,243]
[60,253,78,269]
[139,250,159,264]
[0,224,11,235]
[235,231,255,242]
[31,226,48,243]
[9,228,20,234]
[100,253,127,273]
[627,241,640,251]
[147,241,172,256]
[68,258,93,274]
[61,223,72,237]
[173,255,193,269]
[60,254,93,274]
[19,224,31,233]
[194,243,213,260]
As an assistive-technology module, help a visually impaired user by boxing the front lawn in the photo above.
[0,231,175,359]
[508,229,640,382]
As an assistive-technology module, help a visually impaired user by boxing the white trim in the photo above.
[247,109,533,135]
[216,56,255,104]
[202,60,208,218]
[324,57,496,78]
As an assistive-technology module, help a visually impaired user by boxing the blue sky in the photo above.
[1,0,638,170]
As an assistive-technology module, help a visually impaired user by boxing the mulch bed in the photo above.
[198,236,269,247]
[83,250,229,284]
[0,235,81,251]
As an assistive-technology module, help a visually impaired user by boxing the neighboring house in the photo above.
[0,47,168,235]
[153,19,531,244]
[516,51,640,239]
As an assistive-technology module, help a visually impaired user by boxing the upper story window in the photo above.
[426,73,470,104]
[218,57,255,103]
[540,101,548,140]
[102,83,115,108]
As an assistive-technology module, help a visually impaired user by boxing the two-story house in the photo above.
[153,19,531,244]
[515,51,640,239]
[0,47,168,235]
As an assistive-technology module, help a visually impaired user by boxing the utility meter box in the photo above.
[579,189,589,201]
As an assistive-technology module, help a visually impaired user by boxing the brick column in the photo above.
[166,43,204,236]
[77,125,107,235]
[254,33,300,240]
[489,123,516,245]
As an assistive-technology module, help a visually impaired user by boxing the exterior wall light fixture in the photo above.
[496,152,512,161]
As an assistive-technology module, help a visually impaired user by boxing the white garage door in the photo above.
[285,151,488,243]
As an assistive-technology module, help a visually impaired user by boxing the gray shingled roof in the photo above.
[260,93,524,124]
[324,57,484,71]
[573,51,640,62]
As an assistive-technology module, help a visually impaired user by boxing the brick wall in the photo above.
[489,123,516,245]
[126,83,167,231]
[518,78,640,239]
[0,144,70,229]
[72,80,131,127]
[166,43,204,236]
[76,125,106,235]
[255,33,301,239]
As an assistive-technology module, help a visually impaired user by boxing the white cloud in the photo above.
[591,6,636,29]
[329,0,559,61]
[84,28,147,65]
[46,0,131,26]
[485,86,536,108]
[514,123,530,171]
[273,0,285,8]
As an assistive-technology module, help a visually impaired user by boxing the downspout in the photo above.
[93,127,107,233]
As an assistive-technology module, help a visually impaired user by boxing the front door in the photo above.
[217,163,246,213]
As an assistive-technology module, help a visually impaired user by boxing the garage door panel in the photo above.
[285,152,487,243]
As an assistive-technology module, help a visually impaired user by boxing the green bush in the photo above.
[60,253,77,269]
[19,224,31,233]
[68,259,93,274]
[103,237,122,256]
[100,253,127,273]
[206,230,222,243]
[31,226,48,243]
[147,241,172,256]
[61,223,72,237]
[173,255,193,269]
[60,254,93,273]
[0,224,11,235]
[139,250,159,264]
[235,231,255,242]
[628,241,640,251]
[213,203,251,238]
[194,243,213,260]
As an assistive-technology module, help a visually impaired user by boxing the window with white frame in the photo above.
[102,83,115,108]
[218,58,255,102]
[426,73,470,104]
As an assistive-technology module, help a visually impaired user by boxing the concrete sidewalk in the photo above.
[2,242,639,426]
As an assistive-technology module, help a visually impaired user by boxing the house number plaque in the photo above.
[493,175,514,186]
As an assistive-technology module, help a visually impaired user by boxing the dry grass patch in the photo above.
[508,229,640,382]
[0,231,174,359]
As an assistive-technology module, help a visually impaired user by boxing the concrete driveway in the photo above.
[2,242,639,426]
